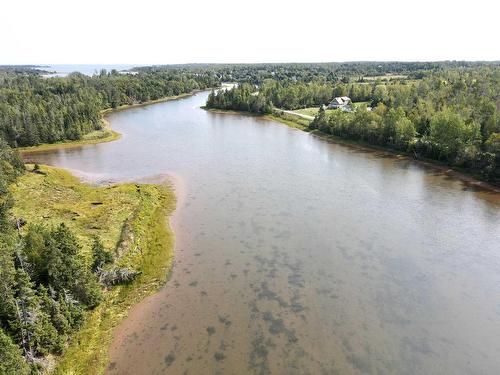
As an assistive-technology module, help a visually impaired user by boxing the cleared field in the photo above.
[361,74,408,81]
[294,107,321,117]
[293,102,371,117]
[352,101,370,108]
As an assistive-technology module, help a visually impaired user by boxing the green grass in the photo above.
[11,165,176,374]
[294,107,320,117]
[352,101,370,108]
[266,113,311,130]
[293,102,370,117]
[18,128,121,154]
[360,74,408,81]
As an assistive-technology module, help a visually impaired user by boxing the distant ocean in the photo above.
[36,64,141,77]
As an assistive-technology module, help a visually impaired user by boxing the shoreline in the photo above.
[106,172,188,373]
[204,107,500,193]
[13,165,178,375]
[18,117,121,154]
[306,130,500,193]
[18,90,206,155]
[203,107,309,130]
[25,91,201,373]
[100,91,201,115]
[309,131,500,193]
[16,91,201,374]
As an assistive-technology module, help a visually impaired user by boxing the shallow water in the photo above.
[28,92,500,375]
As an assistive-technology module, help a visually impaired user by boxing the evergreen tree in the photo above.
[0,328,30,375]
[46,224,101,308]
[91,235,113,272]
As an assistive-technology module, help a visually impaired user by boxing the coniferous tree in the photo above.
[46,224,101,308]
[0,328,30,375]
[91,235,113,272]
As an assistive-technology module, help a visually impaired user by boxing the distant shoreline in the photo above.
[18,119,121,155]
[19,91,204,155]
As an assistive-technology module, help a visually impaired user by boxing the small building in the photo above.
[328,96,351,109]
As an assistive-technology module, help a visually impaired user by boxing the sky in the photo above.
[1,0,499,64]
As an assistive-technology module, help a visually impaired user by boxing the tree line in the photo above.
[137,61,499,85]
[205,81,372,112]
[2,62,498,148]
[206,84,273,114]
[0,69,219,147]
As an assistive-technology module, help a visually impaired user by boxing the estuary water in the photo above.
[27,91,500,375]
[36,64,138,77]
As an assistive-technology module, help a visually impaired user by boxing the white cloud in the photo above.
[1,0,498,64]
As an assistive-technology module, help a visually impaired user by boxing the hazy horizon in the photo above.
[2,0,498,65]
[4,60,500,68]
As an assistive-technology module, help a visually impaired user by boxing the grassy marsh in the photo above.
[11,165,176,374]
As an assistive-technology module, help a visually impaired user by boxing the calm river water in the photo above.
[27,92,500,375]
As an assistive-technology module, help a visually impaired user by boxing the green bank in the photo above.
[11,165,176,374]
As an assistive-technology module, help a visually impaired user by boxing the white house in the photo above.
[328,96,351,109]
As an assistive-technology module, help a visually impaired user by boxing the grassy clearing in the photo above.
[294,107,320,117]
[266,112,311,130]
[293,102,370,117]
[361,74,408,81]
[352,101,370,108]
[11,165,176,374]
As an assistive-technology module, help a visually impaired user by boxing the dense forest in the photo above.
[137,61,499,84]
[206,85,273,114]
[0,69,218,147]
[205,65,500,183]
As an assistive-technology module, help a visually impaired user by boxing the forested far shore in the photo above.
[205,66,500,184]
[136,61,500,85]
[0,69,219,147]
